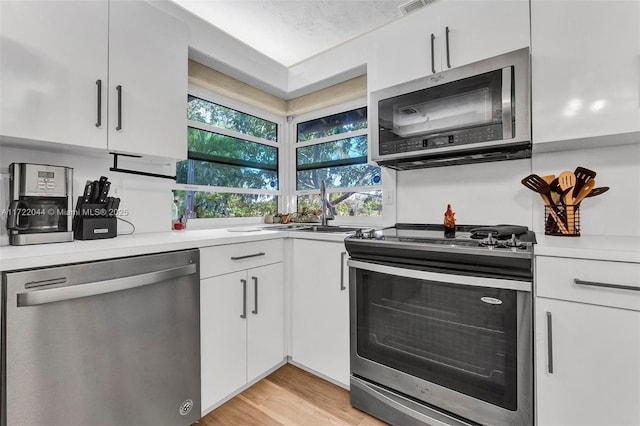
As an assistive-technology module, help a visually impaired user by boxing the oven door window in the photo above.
[355,269,518,411]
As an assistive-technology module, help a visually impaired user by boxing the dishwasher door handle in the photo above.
[17,264,197,307]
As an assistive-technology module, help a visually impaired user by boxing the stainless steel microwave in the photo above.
[370,48,530,170]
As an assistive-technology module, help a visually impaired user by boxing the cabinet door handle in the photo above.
[340,252,347,291]
[115,85,122,131]
[445,26,451,68]
[430,33,436,74]
[546,311,554,374]
[95,80,102,128]
[240,278,247,319]
[251,276,258,315]
[231,252,265,261]
[574,278,640,292]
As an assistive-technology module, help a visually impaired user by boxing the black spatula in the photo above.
[573,166,597,199]
[521,174,554,205]
[584,186,609,198]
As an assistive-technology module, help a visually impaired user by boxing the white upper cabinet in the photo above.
[107,1,188,159]
[371,4,441,91]
[369,0,529,91]
[531,0,640,145]
[440,0,529,70]
[0,0,109,150]
[0,0,188,160]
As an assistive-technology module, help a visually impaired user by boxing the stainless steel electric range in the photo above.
[345,223,534,426]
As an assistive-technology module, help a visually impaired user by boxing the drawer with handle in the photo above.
[200,239,284,279]
[536,256,640,311]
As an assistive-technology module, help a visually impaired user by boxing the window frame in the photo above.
[173,84,285,227]
[288,98,385,226]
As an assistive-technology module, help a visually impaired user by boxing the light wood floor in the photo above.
[197,364,388,426]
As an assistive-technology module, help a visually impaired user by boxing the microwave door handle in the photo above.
[501,66,513,138]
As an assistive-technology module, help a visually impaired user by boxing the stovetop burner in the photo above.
[345,223,535,279]
[351,223,535,252]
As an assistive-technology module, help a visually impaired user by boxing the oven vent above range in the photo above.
[375,142,532,170]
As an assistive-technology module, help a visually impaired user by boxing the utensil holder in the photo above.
[544,204,580,236]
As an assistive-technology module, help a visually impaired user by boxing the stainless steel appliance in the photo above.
[370,48,530,169]
[346,224,534,426]
[1,249,201,426]
[6,163,74,245]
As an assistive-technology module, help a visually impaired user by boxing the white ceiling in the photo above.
[171,0,408,67]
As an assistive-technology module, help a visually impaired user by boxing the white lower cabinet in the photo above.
[201,271,247,410]
[535,256,640,426]
[200,241,284,412]
[291,239,350,387]
[535,298,640,426]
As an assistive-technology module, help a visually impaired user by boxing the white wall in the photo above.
[395,142,640,236]
[0,146,174,246]
[396,158,533,227]
[152,0,289,98]
[154,0,441,98]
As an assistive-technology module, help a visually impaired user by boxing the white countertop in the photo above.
[4,227,639,271]
[0,227,352,271]
[535,233,640,263]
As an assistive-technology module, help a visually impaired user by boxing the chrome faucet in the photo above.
[320,180,335,226]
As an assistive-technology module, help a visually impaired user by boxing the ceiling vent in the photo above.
[398,0,435,16]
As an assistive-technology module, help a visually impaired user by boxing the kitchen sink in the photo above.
[292,225,361,233]
[261,224,308,230]
[262,224,361,233]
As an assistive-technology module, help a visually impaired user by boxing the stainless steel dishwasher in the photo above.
[1,249,201,426]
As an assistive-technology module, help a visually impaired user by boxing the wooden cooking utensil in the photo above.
[573,166,597,198]
[548,177,562,204]
[558,171,577,233]
[573,179,595,205]
[521,174,569,234]
[545,187,572,234]
[542,175,556,184]
[558,171,576,203]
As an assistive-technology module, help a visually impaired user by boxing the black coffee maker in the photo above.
[7,163,74,245]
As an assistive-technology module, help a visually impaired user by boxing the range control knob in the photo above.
[505,233,525,249]
[482,232,498,246]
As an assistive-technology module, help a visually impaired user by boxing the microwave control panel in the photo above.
[379,123,505,155]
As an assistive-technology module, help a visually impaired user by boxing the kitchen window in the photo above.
[174,91,281,220]
[293,103,382,217]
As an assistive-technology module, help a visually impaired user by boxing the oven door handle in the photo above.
[347,260,531,292]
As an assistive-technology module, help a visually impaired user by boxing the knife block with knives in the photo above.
[73,176,118,240]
